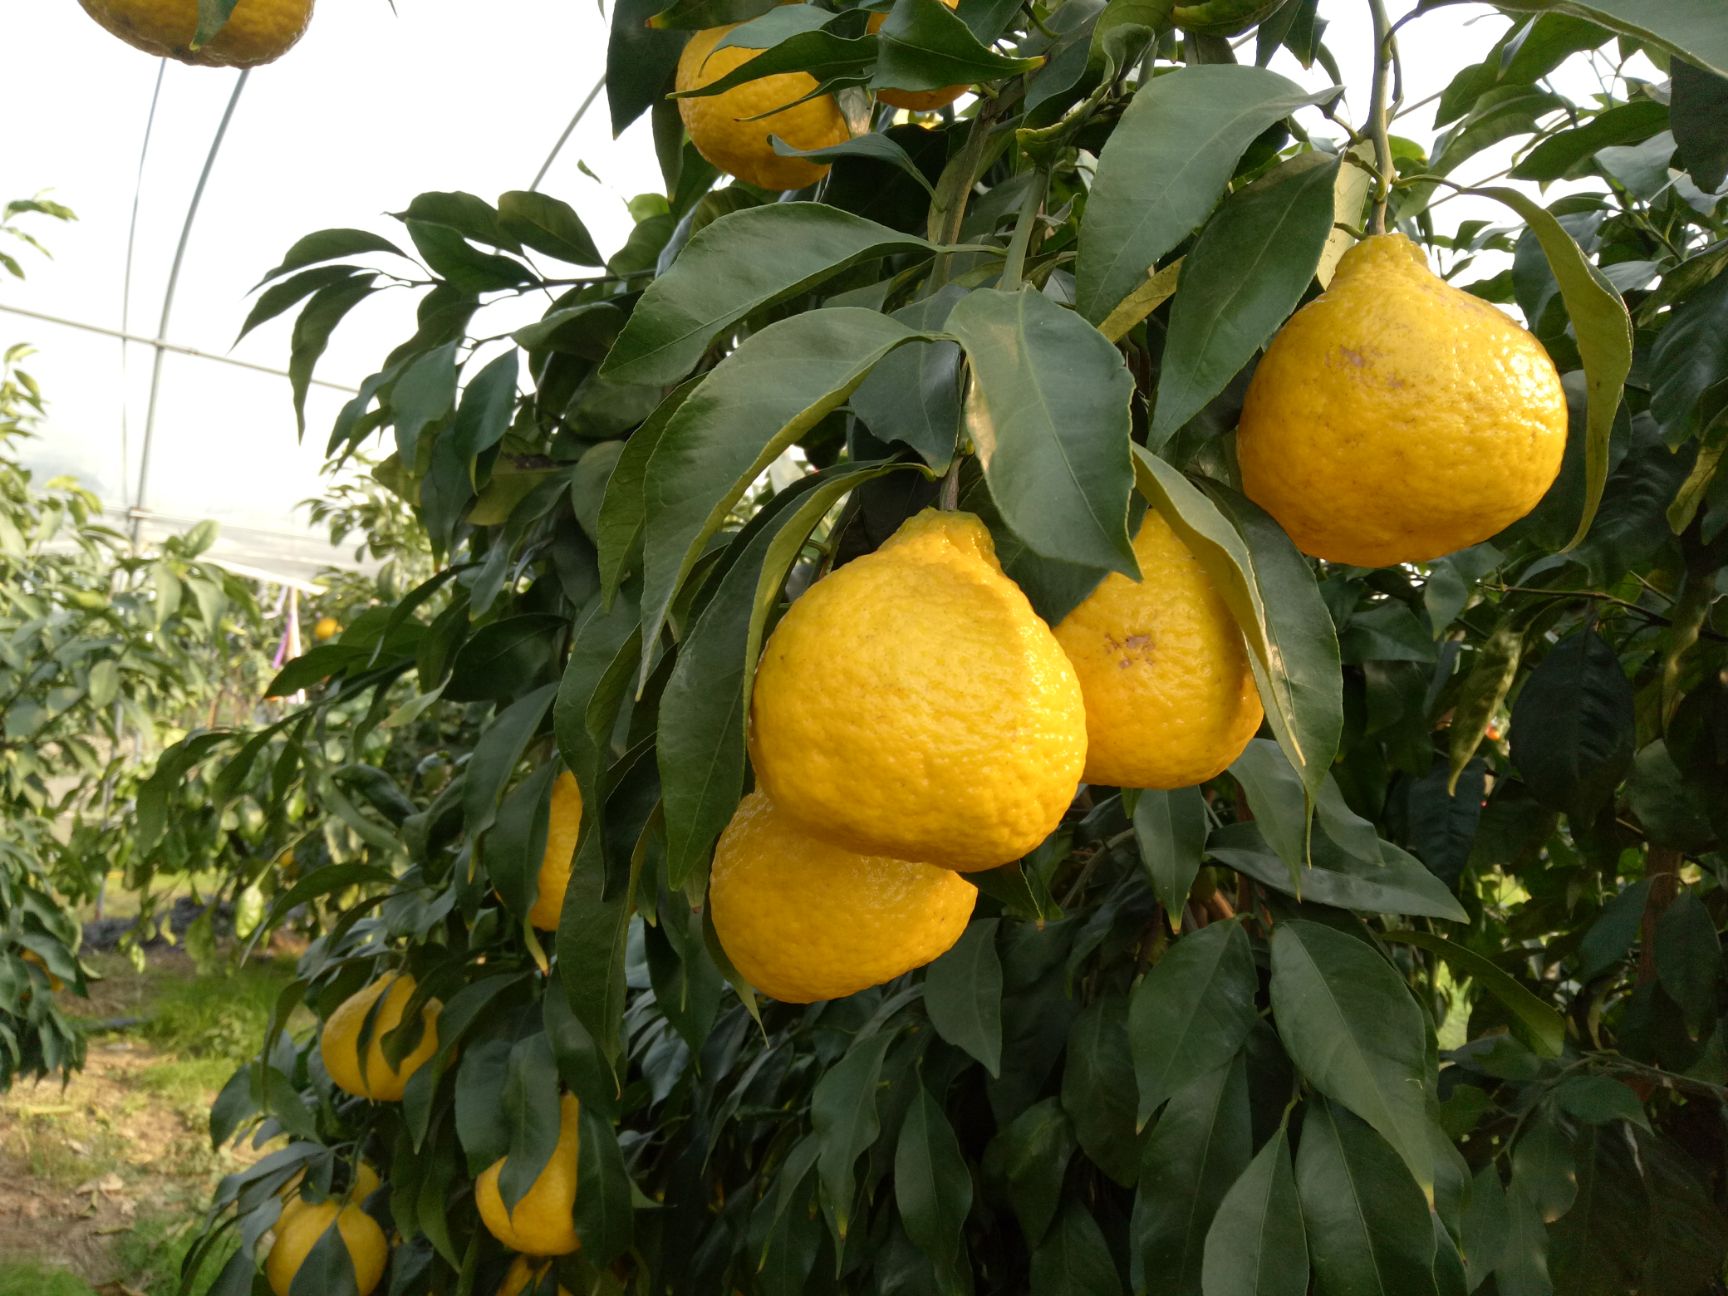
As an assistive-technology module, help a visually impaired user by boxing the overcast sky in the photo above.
[0,0,1565,575]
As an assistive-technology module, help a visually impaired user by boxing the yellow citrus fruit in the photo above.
[498,1256,574,1296]
[319,974,443,1102]
[868,0,967,111]
[710,792,977,1003]
[313,616,341,641]
[78,0,312,66]
[476,1093,583,1256]
[265,1200,387,1296]
[1054,513,1263,789]
[528,773,583,931]
[1237,233,1568,567]
[749,509,1087,870]
[675,24,851,190]
[279,1162,381,1232]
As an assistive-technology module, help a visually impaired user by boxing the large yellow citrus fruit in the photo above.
[1054,513,1263,789]
[1237,233,1567,567]
[498,1256,574,1296]
[528,772,583,931]
[868,0,967,111]
[710,792,977,1003]
[749,509,1087,870]
[78,0,313,66]
[265,1200,388,1296]
[476,1093,583,1256]
[675,24,850,190]
[319,974,443,1102]
[279,1162,381,1233]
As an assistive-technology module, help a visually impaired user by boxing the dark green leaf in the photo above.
[1510,1109,1578,1222]
[596,380,700,606]
[1672,59,1728,189]
[1488,0,1728,77]
[895,1084,973,1268]
[1381,930,1565,1057]
[1545,1126,1652,1296]
[851,285,967,471]
[290,276,377,435]
[1648,264,1728,446]
[1461,1165,1510,1290]
[1133,786,1209,922]
[609,0,689,132]
[771,132,936,196]
[924,918,1003,1076]
[1031,1203,1123,1296]
[1077,65,1339,323]
[601,204,940,386]
[256,228,406,284]
[1654,891,1722,1034]
[405,220,534,293]
[873,0,1043,90]
[1129,918,1258,1126]
[945,287,1137,575]
[1510,100,1670,181]
[984,1097,1075,1247]
[1152,150,1340,444]
[1131,1054,1251,1294]
[1554,1074,1651,1131]
[1296,1099,1438,1296]
[1494,1188,1553,1296]
[638,308,928,675]
[1510,629,1634,819]
[498,1032,562,1212]
[1061,993,1139,1186]
[498,190,603,266]
[445,615,562,704]
[1202,1122,1308,1296]
[1270,921,1434,1189]
[574,1106,634,1262]
[239,265,363,342]
[1574,878,1651,981]
[811,1028,896,1241]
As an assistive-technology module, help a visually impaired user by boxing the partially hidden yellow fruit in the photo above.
[265,1201,387,1296]
[320,974,443,1102]
[78,0,312,66]
[710,792,977,1003]
[20,949,66,992]
[476,1093,582,1256]
[1054,513,1263,789]
[675,24,851,190]
[868,0,967,111]
[498,1256,574,1296]
[279,1162,382,1232]
[528,773,583,931]
[749,509,1087,870]
[1237,233,1568,567]
[313,616,341,641]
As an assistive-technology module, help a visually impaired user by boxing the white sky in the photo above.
[0,0,1580,575]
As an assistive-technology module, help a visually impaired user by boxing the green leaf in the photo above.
[1469,188,1631,549]
[851,285,967,471]
[811,1028,896,1241]
[1381,930,1565,1058]
[945,287,1137,575]
[608,0,689,133]
[1076,65,1339,324]
[601,204,940,386]
[574,1106,634,1262]
[1131,1054,1251,1293]
[461,683,558,841]
[1201,1122,1308,1296]
[238,265,364,342]
[290,276,378,436]
[1654,891,1722,1034]
[638,308,929,678]
[895,1084,973,1269]
[1061,993,1139,1187]
[1151,150,1340,445]
[486,763,558,922]
[1461,1165,1511,1290]
[1672,59,1728,190]
[873,0,1044,90]
[444,614,562,704]
[498,1032,562,1212]
[1135,452,1339,798]
[1030,1203,1122,1296]
[1510,1108,1578,1223]
[255,228,406,285]
[1509,100,1670,182]
[1574,878,1651,981]
[659,462,910,887]
[596,380,700,607]
[1133,786,1209,923]
[1648,265,1728,446]
[924,918,1003,1076]
[1486,0,1728,77]
[1510,629,1634,819]
[1129,919,1258,1127]
[1295,1099,1439,1296]
[770,132,937,196]
[1447,613,1524,793]
[1270,920,1434,1189]
[448,350,520,469]
[984,1097,1075,1247]
[1545,1126,1652,1296]
[405,220,534,294]
[498,190,603,266]
[1554,1074,1651,1131]
[1495,1189,1554,1296]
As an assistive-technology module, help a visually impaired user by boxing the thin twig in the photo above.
[1365,0,1396,234]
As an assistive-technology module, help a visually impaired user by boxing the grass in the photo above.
[0,1262,94,1296]
[0,1215,235,1296]
[139,955,300,1062]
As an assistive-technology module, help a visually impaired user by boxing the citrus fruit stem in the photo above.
[1000,169,1047,292]
[1365,0,1397,234]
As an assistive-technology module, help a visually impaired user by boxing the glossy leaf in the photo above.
[1510,629,1634,819]
[895,1084,973,1269]
[1030,1203,1123,1296]
[1151,150,1340,445]
[601,204,939,385]
[1077,65,1339,323]
[1060,993,1139,1186]
[924,918,1004,1076]
[850,285,967,471]
[1129,919,1258,1126]
[1382,930,1565,1057]
[574,1106,634,1262]
[1488,0,1728,77]
[1270,921,1434,1189]
[1201,1122,1308,1296]
[1133,786,1209,923]
[812,1029,896,1240]
[946,287,1137,575]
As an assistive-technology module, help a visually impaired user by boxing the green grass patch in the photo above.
[0,1261,93,1296]
[141,957,299,1064]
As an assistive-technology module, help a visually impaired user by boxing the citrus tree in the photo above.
[155,0,1728,1293]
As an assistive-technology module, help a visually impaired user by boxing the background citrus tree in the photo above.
[158,0,1728,1293]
